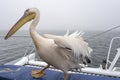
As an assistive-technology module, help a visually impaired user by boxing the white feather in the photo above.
[64,29,69,37]
[43,30,93,62]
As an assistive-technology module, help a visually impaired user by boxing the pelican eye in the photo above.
[26,9,29,12]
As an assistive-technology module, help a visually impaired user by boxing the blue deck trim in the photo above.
[0,65,119,80]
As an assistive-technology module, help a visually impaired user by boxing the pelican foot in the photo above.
[31,70,45,78]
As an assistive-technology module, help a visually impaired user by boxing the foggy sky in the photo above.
[1,0,120,31]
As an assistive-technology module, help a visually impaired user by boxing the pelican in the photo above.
[4,8,92,80]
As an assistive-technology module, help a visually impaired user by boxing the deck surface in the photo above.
[0,65,119,80]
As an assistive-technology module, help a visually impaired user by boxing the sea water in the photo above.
[0,30,120,68]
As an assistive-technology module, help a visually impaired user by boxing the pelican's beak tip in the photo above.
[4,36,9,40]
[4,37,7,40]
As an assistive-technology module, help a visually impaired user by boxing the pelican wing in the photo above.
[43,31,93,64]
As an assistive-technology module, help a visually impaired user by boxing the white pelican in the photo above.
[4,8,92,80]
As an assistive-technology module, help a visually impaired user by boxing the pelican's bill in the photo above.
[4,13,35,40]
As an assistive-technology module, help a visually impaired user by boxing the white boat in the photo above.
[0,37,120,80]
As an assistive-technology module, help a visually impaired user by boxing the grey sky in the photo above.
[1,0,120,31]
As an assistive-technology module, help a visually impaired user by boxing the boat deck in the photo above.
[0,65,119,80]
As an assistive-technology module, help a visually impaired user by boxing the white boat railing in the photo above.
[106,37,120,70]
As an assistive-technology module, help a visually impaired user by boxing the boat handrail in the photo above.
[106,37,120,70]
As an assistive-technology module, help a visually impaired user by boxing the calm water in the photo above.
[0,30,120,68]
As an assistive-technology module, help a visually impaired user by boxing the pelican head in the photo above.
[4,8,39,40]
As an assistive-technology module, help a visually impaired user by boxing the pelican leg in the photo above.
[64,72,68,80]
[31,64,50,78]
